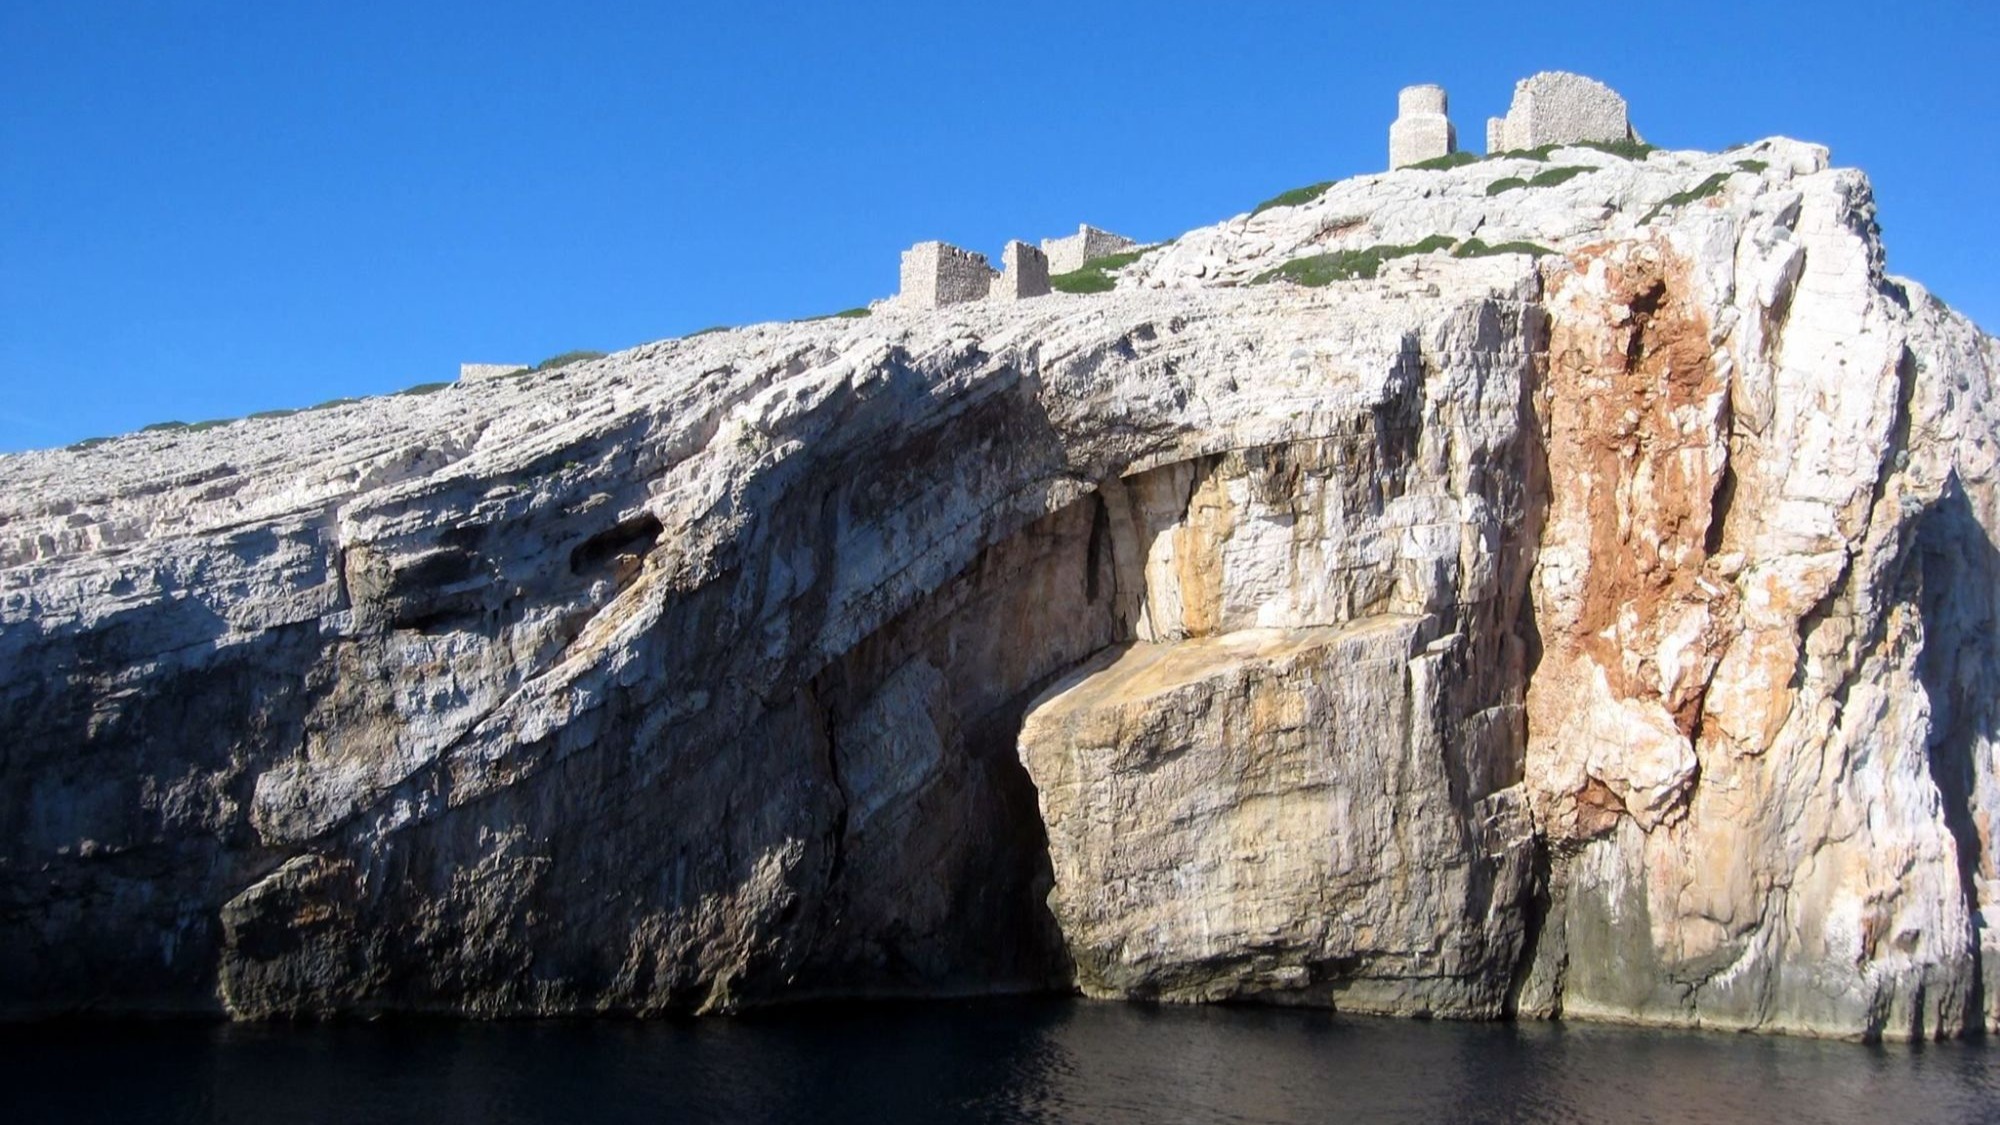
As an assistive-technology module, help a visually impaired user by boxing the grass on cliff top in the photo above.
[509,349,606,377]
[1639,171,1731,225]
[393,381,454,397]
[1573,138,1657,161]
[110,367,493,449]
[1257,138,1658,222]
[1405,151,1482,172]
[1485,164,1594,196]
[1486,145,1557,163]
[1251,181,1336,217]
[799,307,872,322]
[1419,138,1654,170]
[1251,234,1456,287]
[1049,246,1162,294]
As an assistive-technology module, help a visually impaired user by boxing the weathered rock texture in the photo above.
[1,136,1995,1040]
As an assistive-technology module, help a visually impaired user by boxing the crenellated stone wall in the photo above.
[899,241,996,309]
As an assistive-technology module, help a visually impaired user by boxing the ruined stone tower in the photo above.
[1389,84,1456,169]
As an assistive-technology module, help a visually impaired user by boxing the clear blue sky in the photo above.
[3,1,1994,453]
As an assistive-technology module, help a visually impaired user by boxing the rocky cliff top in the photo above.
[0,137,1945,580]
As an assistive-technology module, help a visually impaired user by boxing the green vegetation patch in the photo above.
[1405,151,1481,172]
[1487,145,1558,163]
[394,381,453,397]
[800,307,872,322]
[1252,234,1456,287]
[1640,172,1731,225]
[1528,165,1591,188]
[1491,165,1595,194]
[521,349,606,374]
[1735,159,1769,174]
[1571,138,1657,161]
[1251,181,1335,217]
[125,391,369,445]
[1453,238,1555,259]
[1050,246,1161,294]
[66,436,113,452]
[685,325,731,338]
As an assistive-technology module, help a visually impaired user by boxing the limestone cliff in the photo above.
[1,137,1994,1039]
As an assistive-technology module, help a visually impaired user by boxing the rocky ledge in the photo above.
[2,137,1995,1040]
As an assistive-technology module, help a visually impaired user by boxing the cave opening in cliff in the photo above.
[794,417,1537,1011]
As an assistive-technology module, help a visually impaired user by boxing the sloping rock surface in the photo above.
[1,137,1995,1039]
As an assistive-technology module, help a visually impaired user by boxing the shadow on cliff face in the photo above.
[785,441,1241,1000]
[0,589,322,1016]
[1914,470,1999,1033]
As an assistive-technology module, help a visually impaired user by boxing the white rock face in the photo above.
[0,136,1994,1039]
[1021,622,1536,1015]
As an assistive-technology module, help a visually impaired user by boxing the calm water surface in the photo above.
[7,999,1997,1124]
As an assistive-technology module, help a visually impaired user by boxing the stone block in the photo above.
[459,363,526,382]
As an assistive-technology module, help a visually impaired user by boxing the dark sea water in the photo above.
[7,999,1998,1124]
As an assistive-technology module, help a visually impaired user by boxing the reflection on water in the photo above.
[7,998,1998,1124]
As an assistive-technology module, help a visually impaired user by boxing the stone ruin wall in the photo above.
[899,241,996,309]
[1041,225,1137,274]
[1490,71,1631,152]
[459,363,525,382]
[993,241,1050,301]
[899,229,1127,308]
